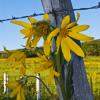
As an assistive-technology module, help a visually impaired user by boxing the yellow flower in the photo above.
[44,13,94,62]
[32,53,60,77]
[7,81,25,100]
[11,14,50,48]
[8,51,26,62]
[8,51,26,75]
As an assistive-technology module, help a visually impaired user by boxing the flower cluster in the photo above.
[11,13,93,62]
[11,14,50,49]
[7,13,94,100]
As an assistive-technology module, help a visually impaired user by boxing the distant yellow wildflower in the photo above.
[32,53,60,77]
[7,81,25,100]
[8,51,26,75]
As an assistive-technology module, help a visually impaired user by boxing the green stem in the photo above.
[50,25,55,29]
[53,50,67,100]
[26,75,53,96]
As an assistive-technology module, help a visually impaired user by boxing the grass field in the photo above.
[84,56,100,98]
[0,56,100,99]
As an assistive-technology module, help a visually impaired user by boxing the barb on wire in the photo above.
[0,2,100,22]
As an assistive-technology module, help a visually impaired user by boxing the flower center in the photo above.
[35,21,50,36]
[60,28,68,37]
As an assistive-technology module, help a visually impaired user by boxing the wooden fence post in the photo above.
[41,0,93,100]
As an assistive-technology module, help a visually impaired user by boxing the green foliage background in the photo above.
[82,39,100,56]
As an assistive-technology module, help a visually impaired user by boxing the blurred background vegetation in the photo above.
[0,39,100,58]
[0,39,100,100]
[82,39,100,56]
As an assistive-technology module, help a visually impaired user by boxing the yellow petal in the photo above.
[20,87,25,100]
[56,34,62,53]
[32,55,53,73]
[28,17,37,24]
[33,62,53,73]
[61,38,71,62]
[10,85,21,98]
[7,81,18,89]
[52,70,60,77]
[11,20,32,28]
[71,25,89,33]
[66,12,80,29]
[66,22,77,29]
[20,29,32,38]
[43,41,51,56]
[43,13,50,21]
[65,36,84,57]
[16,87,22,100]
[20,65,26,75]
[61,15,70,28]
[8,51,26,62]
[16,92,21,100]
[26,36,32,49]
[76,12,80,22]
[49,68,60,77]
[31,36,41,48]
[17,52,26,61]
[47,28,60,42]
[68,32,94,42]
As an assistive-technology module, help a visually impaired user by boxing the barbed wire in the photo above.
[0,2,100,22]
